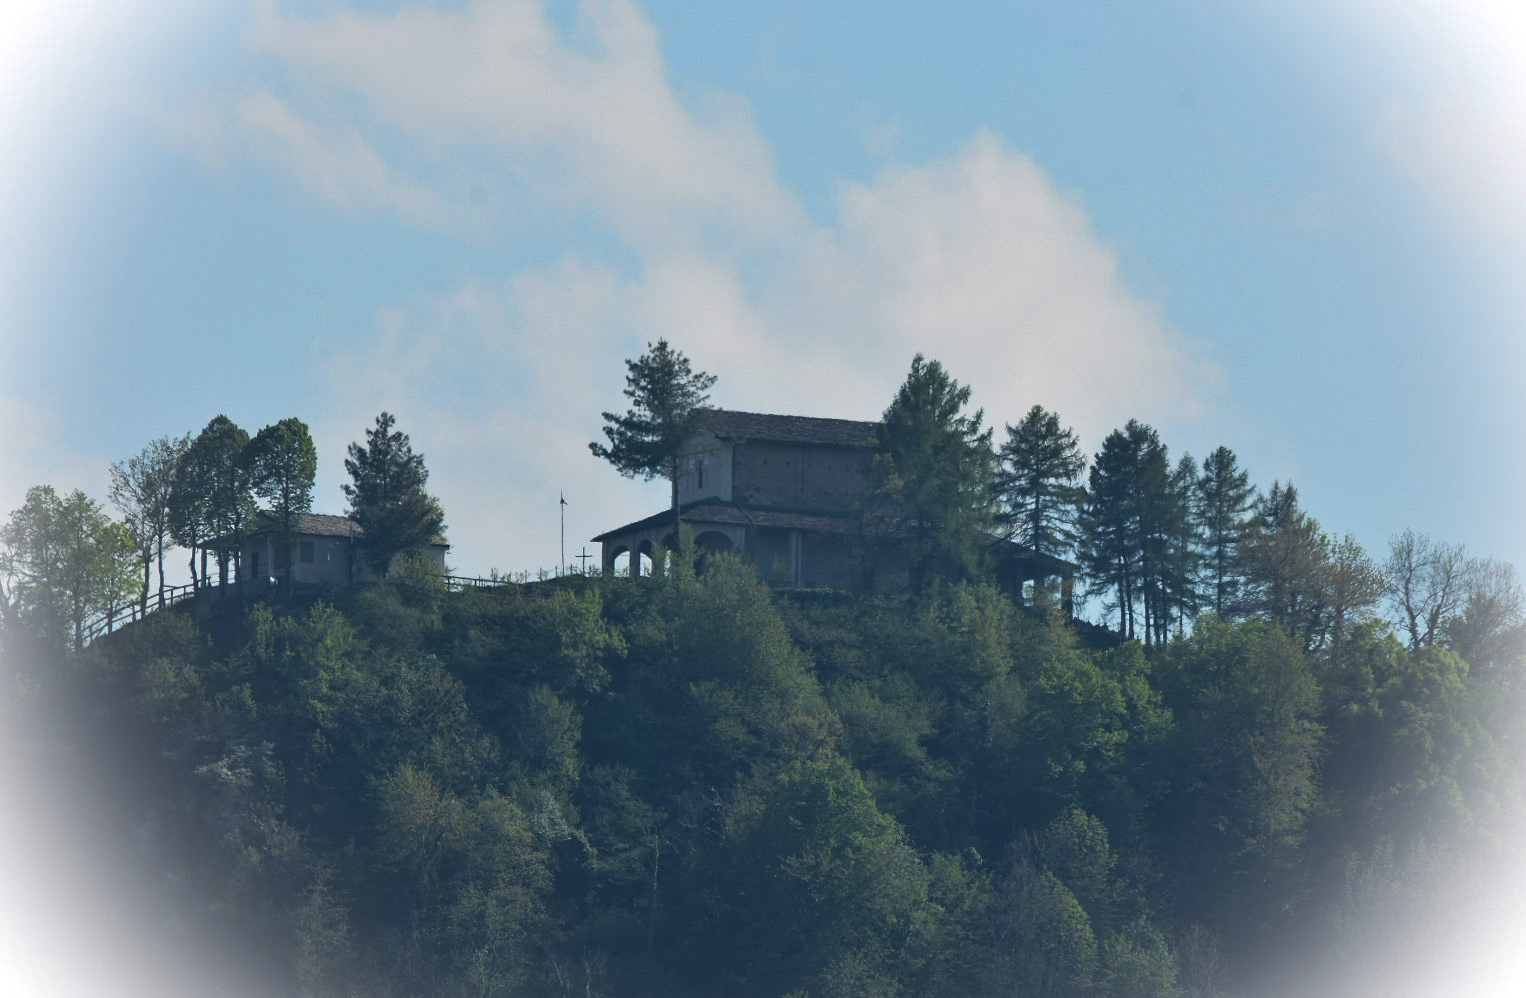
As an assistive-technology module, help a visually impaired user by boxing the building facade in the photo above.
[202,511,449,593]
[592,409,1074,605]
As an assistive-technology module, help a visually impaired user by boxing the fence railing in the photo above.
[78,570,540,648]
[81,581,201,646]
[443,574,512,592]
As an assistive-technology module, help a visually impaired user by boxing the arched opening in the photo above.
[609,545,631,577]
[693,531,734,575]
[637,540,655,578]
[694,531,733,555]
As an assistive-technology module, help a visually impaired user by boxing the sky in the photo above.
[3,0,1525,591]
[5,6,1526,995]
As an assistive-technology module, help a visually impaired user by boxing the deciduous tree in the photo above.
[110,433,189,611]
[1239,483,1383,653]
[1384,530,1475,652]
[248,417,318,579]
[1,485,137,651]
[170,416,257,587]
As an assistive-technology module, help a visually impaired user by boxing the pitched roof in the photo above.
[208,511,449,548]
[255,511,364,539]
[697,409,881,449]
[591,499,861,542]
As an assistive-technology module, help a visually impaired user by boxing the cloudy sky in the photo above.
[3,0,1525,586]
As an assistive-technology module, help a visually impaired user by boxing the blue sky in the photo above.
[3,0,1525,590]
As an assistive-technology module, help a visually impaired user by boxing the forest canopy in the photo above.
[3,362,1524,996]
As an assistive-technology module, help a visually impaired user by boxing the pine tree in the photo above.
[590,339,717,541]
[343,412,446,577]
[1159,453,1202,640]
[869,355,995,590]
[996,405,1085,559]
[1195,446,1256,617]
[1081,420,1179,643]
[1081,428,1141,638]
[1128,422,1172,647]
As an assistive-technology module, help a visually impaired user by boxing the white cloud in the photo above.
[779,132,1218,445]
[244,0,804,251]
[235,93,460,228]
[189,0,1220,573]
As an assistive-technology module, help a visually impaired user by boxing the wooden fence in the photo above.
[77,573,520,648]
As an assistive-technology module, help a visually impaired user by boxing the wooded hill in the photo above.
[5,548,1522,997]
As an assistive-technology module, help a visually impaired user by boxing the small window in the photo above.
[697,466,705,489]
[300,540,315,564]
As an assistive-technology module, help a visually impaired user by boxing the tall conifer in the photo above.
[996,405,1085,560]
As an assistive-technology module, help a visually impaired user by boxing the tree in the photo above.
[1239,483,1383,653]
[589,339,717,540]
[170,416,257,587]
[1,485,137,652]
[1156,618,1323,927]
[109,433,190,611]
[1080,420,1172,642]
[248,417,319,580]
[868,354,995,590]
[1195,446,1256,617]
[1442,556,1523,670]
[1384,530,1475,652]
[343,412,446,577]
[1158,453,1202,641]
[996,404,1085,559]
[1081,428,1140,637]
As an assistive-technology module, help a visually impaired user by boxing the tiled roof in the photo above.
[591,499,860,542]
[697,409,881,448]
[255,511,364,538]
[227,511,449,547]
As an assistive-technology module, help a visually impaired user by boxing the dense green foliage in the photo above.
[0,485,137,652]
[248,417,320,571]
[7,360,1526,994]
[343,412,447,576]
[590,338,718,534]
[867,355,996,590]
[7,550,1522,996]
[997,404,1085,560]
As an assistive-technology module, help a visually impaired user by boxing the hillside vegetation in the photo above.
[6,552,1523,997]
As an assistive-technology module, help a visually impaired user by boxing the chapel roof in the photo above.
[697,409,881,449]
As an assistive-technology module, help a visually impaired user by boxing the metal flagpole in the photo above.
[560,492,567,576]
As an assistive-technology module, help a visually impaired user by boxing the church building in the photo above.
[592,409,1074,607]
